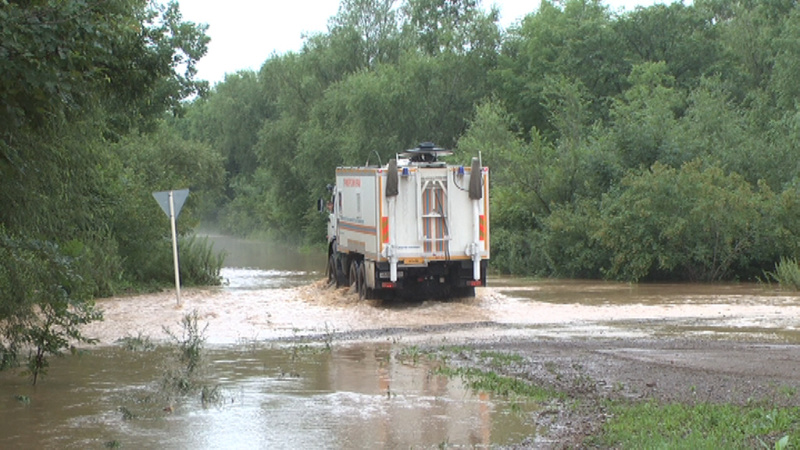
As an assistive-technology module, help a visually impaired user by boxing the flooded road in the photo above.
[3,234,800,448]
[0,344,535,449]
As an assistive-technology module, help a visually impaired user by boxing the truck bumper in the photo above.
[370,260,487,290]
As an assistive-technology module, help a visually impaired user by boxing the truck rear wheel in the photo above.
[328,253,345,287]
[327,254,336,286]
[349,260,359,293]
[357,264,375,300]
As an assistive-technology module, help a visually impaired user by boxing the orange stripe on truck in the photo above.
[381,216,389,244]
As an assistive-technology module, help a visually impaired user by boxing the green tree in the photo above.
[329,0,402,66]
[615,2,719,91]
[608,62,683,169]
[180,70,271,222]
[494,0,626,139]
[0,0,208,145]
[401,0,500,56]
[110,127,225,282]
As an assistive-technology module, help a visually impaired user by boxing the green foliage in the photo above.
[108,128,225,286]
[178,235,225,287]
[495,0,626,138]
[609,62,683,169]
[0,228,102,384]
[329,0,403,66]
[0,0,218,383]
[179,71,270,183]
[117,332,157,352]
[598,162,773,281]
[0,0,208,142]
[402,0,501,57]
[614,2,719,91]
[436,365,556,401]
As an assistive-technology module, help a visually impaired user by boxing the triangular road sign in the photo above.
[152,189,190,218]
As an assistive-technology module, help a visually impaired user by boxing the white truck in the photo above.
[323,143,489,299]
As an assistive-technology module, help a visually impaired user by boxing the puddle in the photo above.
[0,344,539,448]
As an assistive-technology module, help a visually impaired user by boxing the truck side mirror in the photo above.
[318,197,334,213]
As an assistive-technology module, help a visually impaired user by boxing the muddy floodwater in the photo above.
[0,344,536,449]
[2,234,800,448]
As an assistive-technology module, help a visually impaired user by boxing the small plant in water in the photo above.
[201,384,222,406]
[119,406,137,420]
[323,322,335,351]
[397,345,423,365]
[163,310,208,376]
[161,310,215,396]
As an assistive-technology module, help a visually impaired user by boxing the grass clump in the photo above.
[478,350,525,368]
[764,257,800,290]
[116,332,155,352]
[431,346,557,401]
[436,366,557,402]
[397,345,425,365]
[591,401,800,449]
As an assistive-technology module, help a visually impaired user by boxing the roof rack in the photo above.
[399,142,453,164]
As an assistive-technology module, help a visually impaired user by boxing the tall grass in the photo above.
[179,235,225,286]
[765,257,800,290]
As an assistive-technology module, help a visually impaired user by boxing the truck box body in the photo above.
[326,151,489,298]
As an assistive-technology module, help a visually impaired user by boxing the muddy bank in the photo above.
[434,337,800,448]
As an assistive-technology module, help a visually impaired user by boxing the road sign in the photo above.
[152,189,189,306]
[153,189,189,219]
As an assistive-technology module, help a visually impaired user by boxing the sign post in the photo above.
[152,189,189,306]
